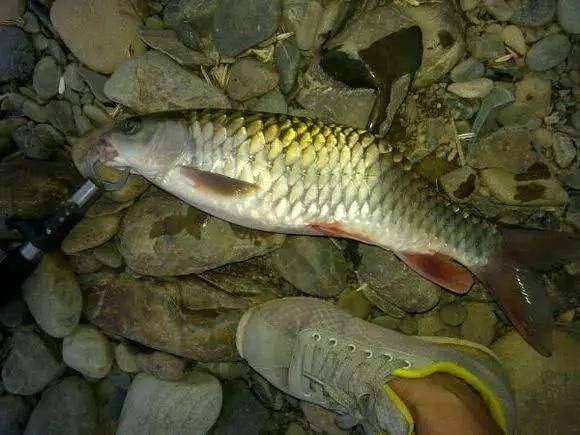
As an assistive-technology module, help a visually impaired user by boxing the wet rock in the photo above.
[439,302,467,326]
[0,0,25,21]
[0,395,31,435]
[0,297,28,328]
[63,324,113,379]
[50,0,147,74]
[472,87,514,135]
[399,315,418,335]
[571,109,580,130]
[501,25,527,55]
[417,310,445,336]
[358,244,441,313]
[72,106,93,135]
[301,402,348,435]
[2,329,64,395]
[139,28,212,66]
[63,64,86,92]
[163,0,219,29]
[510,0,555,26]
[118,190,284,276]
[82,103,112,125]
[68,251,103,274]
[552,133,576,168]
[95,367,131,424]
[558,0,580,34]
[117,371,222,435]
[460,303,497,345]
[87,197,134,218]
[32,56,60,100]
[213,380,268,435]
[83,270,276,360]
[46,100,76,135]
[175,22,202,49]
[46,40,67,65]
[296,62,375,129]
[480,166,569,206]
[561,169,580,190]
[270,236,349,297]
[24,376,98,435]
[372,315,402,330]
[467,30,504,61]
[135,351,186,381]
[11,123,64,160]
[104,51,229,113]
[450,58,485,82]
[0,27,35,83]
[32,33,49,52]
[22,253,81,338]
[439,166,479,202]
[338,287,374,319]
[274,38,300,93]
[61,214,121,254]
[448,78,493,99]
[526,34,571,71]
[115,343,139,374]
[483,0,514,20]
[514,74,552,117]
[565,196,580,229]
[213,0,281,56]
[21,99,48,123]
[248,89,288,114]
[198,361,250,380]
[93,242,123,268]
[78,67,110,103]
[492,330,580,435]
[227,58,279,101]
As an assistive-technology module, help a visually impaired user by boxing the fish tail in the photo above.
[473,228,580,357]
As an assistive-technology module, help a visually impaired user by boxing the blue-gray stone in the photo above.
[274,37,300,94]
[0,27,35,83]
[511,0,555,26]
[526,34,571,71]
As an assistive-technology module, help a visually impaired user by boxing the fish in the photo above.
[86,109,580,356]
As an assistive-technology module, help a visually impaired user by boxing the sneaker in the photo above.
[236,297,516,435]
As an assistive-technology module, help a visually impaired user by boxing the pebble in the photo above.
[301,402,349,435]
[372,315,402,330]
[270,236,349,297]
[11,123,64,160]
[460,303,497,345]
[24,376,98,435]
[0,0,26,22]
[2,329,65,395]
[115,343,139,374]
[50,0,147,74]
[557,0,580,34]
[68,251,103,274]
[139,28,212,66]
[439,302,467,326]
[21,98,47,123]
[515,74,552,117]
[93,242,123,268]
[570,109,580,130]
[46,40,67,65]
[22,253,82,338]
[461,0,480,10]
[526,34,571,71]
[226,58,279,101]
[46,99,76,135]
[213,0,281,56]
[198,361,250,381]
[448,78,494,99]
[511,0,556,26]
[483,0,514,20]
[63,64,85,92]
[163,0,219,29]
[23,12,40,33]
[212,381,269,435]
[0,27,36,83]
[61,214,121,254]
[274,38,300,94]
[135,351,186,381]
[72,105,93,135]
[439,166,479,202]
[0,395,31,435]
[248,89,288,114]
[450,58,485,82]
[78,66,110,103]
[501,25,527,55]
[399,315,419,335]
[337,287,373,319]
[443,92,480,120]
[417,310,445,336]
[467,30,505,61]
[83,103,112,125]
[62,324,114,379]
[32,33,49,52]
[117,371,222,435]
[552,133,576,168]
[175,22,202,50]
[472,87,514,134]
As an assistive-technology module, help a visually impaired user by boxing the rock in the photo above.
[566,195,580,229]
[93,242,123,268]
[227,58,279,101]
[501,25,527,55]
[21,99,48,123]
[514,74,552,117]
[450,58,485,82]
[296,62,375,129]
[117,371,222,435]
[439,302,467,326]
[22,253,81,338]
[64,64,86,92]
[372,315,402,330]
[561,169,580,190]
[46,100,76,135]
[472,87,514,135]
[68,251,103,274]
[135,351,186,381]
[115,343,139,374]
[32,56,60,100]
[552,133,576,168]
[46,40,67,65]
[301,402,348,435]
[2,329,64,395]
[104,51,229,113]
[214,0,280,56]
[274,37,300,93]
[22,11,39,33]
[492,330,580,434]
[198,361,250,381]
[138,28,212,66]
[448,78,493,99]
[82,103,112,125]
[11,123,64,160]
[78,67,110,103]
[212,380,268,435]
[460,303,497,345]
[63,325,114,379]
[0,27,35,83]
[417,310,445,336]
[87,197,134,217]
[270,236,349,297]
[118,190,284,276]
[526,34,571,71]
[248,89,288,114]
[571,109,580,130]
[163,0,219,29]
[558,0,580,34]
[483,0,514,20]
[61,214,121,254]
[337,287,373,319]
[95,367,132,424]
[0,395,31,435]
[175,22,202,49]
[439,166,479,202]
[83,270,277,360]
[467,30,504,61]
[73,106,93,135]
[0,297,27,328]
[480,166,569,206]
[24,377,98,435]
[250,372,285,410]
[0,0,25,21]
[358,244,441,313]
[510,0,555,26]
[50,0,147,74]
[399,315,418,335]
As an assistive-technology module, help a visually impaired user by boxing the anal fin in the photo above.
[308,222,371,243]
[179,166,258,197]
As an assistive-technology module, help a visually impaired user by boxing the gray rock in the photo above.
[399,315,418,335]
[117,371,222,435]
[472,87,515,135]
[274,37,300,94]
[460,303,496,345]
[552,133,576,168]
[511,0,555,26]
[46,40,67,65]
[72,105,93,136]
[439,302,467,326]
[46,100,76,135]
[139,28,212,66]
[443,92,480,120]
[115,343,139,374]
[448,78,493,99]
[467,30,504,61]
[358,244,441,313]
[417,310,445,336]
[21,99,48,123]
[11,123,63,160]
[270,236,349,297]
[63,64,86,92]
[248,89,288,114]
[571,109,580,130]
[118,190,284,276]
[450,58,485,82]
[135,351,186,381]
[439,166,479,202]
[24,377,98,435]
[50,0,147,74]
[93,242,123,268]
[212,381,268,435]
[2,329,65,395]
[82,103,111,125]
[23,12,40,33]
[104,51,229,113]
[95,367,131,422]
[62,324,114,379]
[67,251,103,274]
[565,195,580,229]
[175,22,202,50]
[22,253,82,338]
[61,214,121,254]
[372,315,402,330]
[32,33,49,52]
[0,0,26,22]
[561,169,580,190]
[514,74,552,117]
[0,297,27,328]
[0,27,35,83]
[558,0,580,33]
[501,25,527,55]
[197,361,250,381]
[213,0,281,56]
[163,0,219,28]
[0,395,31,435]
[78,67,110,103]
[526,34,571,71]
[227,58,279,101]
[483,0,514,20]
[301,402,348,435]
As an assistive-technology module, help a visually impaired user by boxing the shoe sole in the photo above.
[236,304,259,359]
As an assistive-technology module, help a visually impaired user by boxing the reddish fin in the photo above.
[308,222,371,243]
[179,166,258,197]
[397,251,473,294]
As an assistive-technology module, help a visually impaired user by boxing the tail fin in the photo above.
[474,228,580,357]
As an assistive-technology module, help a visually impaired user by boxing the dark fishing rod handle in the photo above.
[0,245,39,304]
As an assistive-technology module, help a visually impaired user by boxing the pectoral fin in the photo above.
[396,251,474,294]
[179,166,258,197]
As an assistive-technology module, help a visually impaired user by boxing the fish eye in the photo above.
[119,118,142,136]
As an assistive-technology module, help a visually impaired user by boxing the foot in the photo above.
[236,297,515,435]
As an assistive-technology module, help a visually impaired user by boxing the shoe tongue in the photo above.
[375,381,414,435]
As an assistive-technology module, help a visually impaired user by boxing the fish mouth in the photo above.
[83,136,131,191]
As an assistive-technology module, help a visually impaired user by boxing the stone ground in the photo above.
[1,0,580,434]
